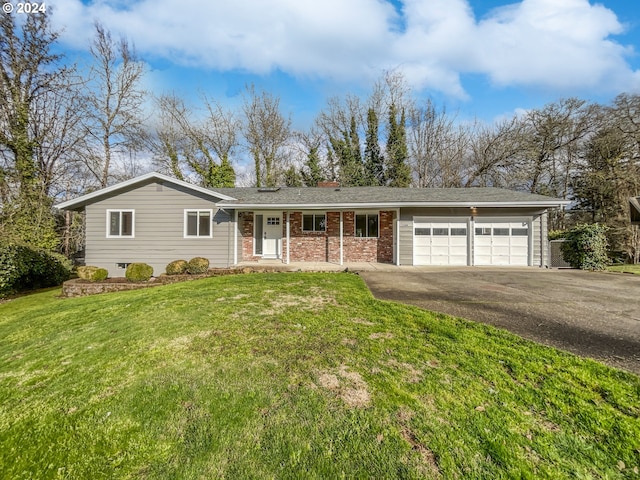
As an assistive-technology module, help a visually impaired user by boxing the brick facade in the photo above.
[239,210,395,263]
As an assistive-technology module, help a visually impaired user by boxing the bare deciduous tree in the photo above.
[407,100,469,187]
[242,86,291,187]
[152,93,238,187]
[82,22,147,187]
[0,9,86,250]
[465,117,524,187]
[0,9,79,199]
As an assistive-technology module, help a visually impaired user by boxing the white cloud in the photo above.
[50,0,640,97]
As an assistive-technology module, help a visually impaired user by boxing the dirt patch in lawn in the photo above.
[316,365,371,408]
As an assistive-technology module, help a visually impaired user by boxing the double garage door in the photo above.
[413,218,530,266]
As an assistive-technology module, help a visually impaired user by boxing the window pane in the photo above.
[433,228,449,236]
[475,227,491,235]
[368,215,378,237]
[451,228,467,236]
[512,228,528,236]
[187,212,198,236]
[314,215,326,231]
[199,212,211,236]
[415,228,431,236]
[109,212,120,236]
[355,215,366,237]
[493,228,510,236]
[121,212,133,236]
[303,215,313,231]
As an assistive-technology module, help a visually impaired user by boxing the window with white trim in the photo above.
[184,210,212,237]
[355,214,378,237]
[303,214,326,232]
[107,210,134,237]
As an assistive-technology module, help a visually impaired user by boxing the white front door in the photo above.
[263,214,282,258]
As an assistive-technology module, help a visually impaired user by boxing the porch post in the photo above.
[395,208,401,265]
[233,210,238,265]
[340,211,344,266]
[286,211,290,265]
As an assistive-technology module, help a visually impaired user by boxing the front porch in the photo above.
[237,210,397,265]
[236,259,399,272]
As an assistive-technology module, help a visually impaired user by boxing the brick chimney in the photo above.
[317,181,340,188]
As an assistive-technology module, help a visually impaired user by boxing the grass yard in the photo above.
[608,264,640,275]
[1,273,639,479]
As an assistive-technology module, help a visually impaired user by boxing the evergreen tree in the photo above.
[210,155,236,187]
[283,166,303,187]
[301,146,325,186]
[385,104,412,187]
[363,108,385,186]
[329,115,365,186]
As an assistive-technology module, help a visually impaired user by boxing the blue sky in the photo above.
[49,0,640,130]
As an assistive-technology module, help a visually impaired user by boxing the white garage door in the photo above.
[474,220,529,266]
[413,219,468,265]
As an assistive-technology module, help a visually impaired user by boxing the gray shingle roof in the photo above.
[55,172,569,211]
[214,186,567,208]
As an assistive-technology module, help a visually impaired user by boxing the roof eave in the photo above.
[218,201,570,209]
[56,172,237,210]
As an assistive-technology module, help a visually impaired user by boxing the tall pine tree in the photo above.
[329,115,365,186]
[385,104,411,187]
[363,108,385,186]
[301,146,325,186]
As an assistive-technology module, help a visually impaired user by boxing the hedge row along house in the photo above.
[57,173,569,277]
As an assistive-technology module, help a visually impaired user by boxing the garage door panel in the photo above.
[413,219,469,266]
[473,219,530,266]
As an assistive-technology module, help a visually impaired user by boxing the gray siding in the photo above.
[540,211,549,267]
[85,181,234,277]
[398,207,549,267]
[532,214,541,267]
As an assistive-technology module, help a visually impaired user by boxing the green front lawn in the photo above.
[608,264,640,275]
[1,273,638,479]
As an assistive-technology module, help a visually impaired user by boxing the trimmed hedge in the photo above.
[561,223,609,270]
[166,260,188,275]
[187,257,210,274]
[77,266,109,282]
[0,243,72,297]
[125,263,154,282]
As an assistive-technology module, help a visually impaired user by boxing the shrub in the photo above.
[561,223,609,271]
[548,230,567,241]
[166,260,188,275]
[77,266,109,282]
[187,257,210,274]
[125,263,154,282]
[0,243,72,297]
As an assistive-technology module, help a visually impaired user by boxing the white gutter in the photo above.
[218,201,571,209]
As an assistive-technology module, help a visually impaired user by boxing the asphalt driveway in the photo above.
[359,267,640,375]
